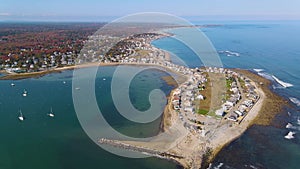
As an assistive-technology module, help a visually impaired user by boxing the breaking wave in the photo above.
[271,75,293,88]
[253,69,293,88]
[253,69,264,73]
[285,131,296,139]
[286,123,293,129]
[257,72,273,80]
[213,162,224,169]
[289,97,300,106]
[219,50,240,57]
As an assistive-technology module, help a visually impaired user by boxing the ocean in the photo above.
[152,20,300,169]
[0,66,179,169]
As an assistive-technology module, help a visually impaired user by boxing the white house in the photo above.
[196,94,204,100]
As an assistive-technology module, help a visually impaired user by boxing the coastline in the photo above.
[233,69,290,126]
[200,69,291,168]
[0,60,290,168]
[157,68,290,168]
[0,32,291,169]
[0,62,117,80]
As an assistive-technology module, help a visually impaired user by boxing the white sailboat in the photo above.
[18,110,24,121]
[47,107,54,117]
[22,89,27,97]
[11,83,15,86]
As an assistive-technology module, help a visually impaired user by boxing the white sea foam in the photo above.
[257,72,273,80]
[285,131,296,139]
[286,123,293,129]
[253,69,264,73]
[249,165,258,169]
[286,119,300,131]
[219,50,240,57]
[255,70,294,88]
[213,163,224,169]
[289,97,300,106]
[272,75,293,88]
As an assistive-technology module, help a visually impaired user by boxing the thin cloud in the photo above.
[0,13,11,16]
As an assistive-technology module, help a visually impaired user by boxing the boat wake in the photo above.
[218,50,240,57]
[289,97,300,107]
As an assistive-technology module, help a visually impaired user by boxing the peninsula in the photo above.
[0,25,288,169]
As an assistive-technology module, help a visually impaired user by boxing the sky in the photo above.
[1,0,300,22]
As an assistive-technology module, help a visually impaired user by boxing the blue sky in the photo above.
[1,0,300,21]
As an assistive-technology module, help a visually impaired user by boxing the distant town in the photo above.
[0,23,104,73]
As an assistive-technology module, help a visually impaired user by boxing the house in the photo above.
[225,101,234,107]
[234,110,243,116]
[215,108,225,116]
[230,87,239,94]
[184,106,194,113]
[196,94,204,100]
[183,101,192,107]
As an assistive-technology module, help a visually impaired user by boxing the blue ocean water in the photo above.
[0,66,179,169]
[152,21,300,169]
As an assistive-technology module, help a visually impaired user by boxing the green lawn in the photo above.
[198,109,209,115]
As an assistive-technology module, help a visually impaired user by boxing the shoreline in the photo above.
[201,69,291,168]
[233,69,290,126]
[0,61,290,168]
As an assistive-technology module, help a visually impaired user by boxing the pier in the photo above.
[99,138,184,159]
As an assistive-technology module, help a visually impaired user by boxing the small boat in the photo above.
[284,131,296,139]
[47,107,54,117]
[75,87,80,90]
[22,90,27,97]
[103,78,106,81]
[63,81,66,84]
[18,110,24,121]
[11,83,15,86]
